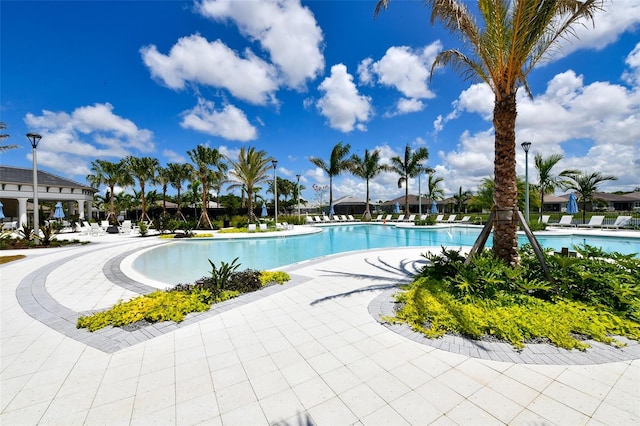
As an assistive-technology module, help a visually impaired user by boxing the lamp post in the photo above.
[521,141,532,223]
[27,132,43,243]
[418,171,422,217]
[296,174,301,223]
[272,159,278,225]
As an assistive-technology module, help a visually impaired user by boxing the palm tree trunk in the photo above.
[247,188,255,222]
[140,182,149,222]
[363,180,371,221]
[404,180,409,215]
[492,93,519,265]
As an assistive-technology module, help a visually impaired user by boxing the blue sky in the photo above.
[2,0,639,205]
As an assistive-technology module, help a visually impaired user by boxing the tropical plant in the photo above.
[534,153,578,214]
[187,145,227,229]
[126,156,159,222]
[86,159,133,225]
[156,165,172,214]
[167,162,192,221]
[309,142,354,215]
[376,0,604,265]
[562,171,617,223]
[351,149,391,221]
[389,144,431,215]
[227,147,273,222]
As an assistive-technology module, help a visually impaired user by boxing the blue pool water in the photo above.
[133,224,640,285]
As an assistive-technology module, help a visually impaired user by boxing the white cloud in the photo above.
[23,103,154,177]
[623,42,640,86]
[358,43,441,116]
[180,98,257,141]
[197,0,324,90]
[163,149,187,164]
[554,1,640,59]
[316,64,372,132]
[141,34,278,105]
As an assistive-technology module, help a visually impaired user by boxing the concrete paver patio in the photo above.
[1,228,639,425]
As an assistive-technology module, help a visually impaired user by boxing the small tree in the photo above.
[562,172,617,223]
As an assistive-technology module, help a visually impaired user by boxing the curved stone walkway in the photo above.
[2,234,639,425]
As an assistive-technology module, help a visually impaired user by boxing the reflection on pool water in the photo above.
[133,224,640,285]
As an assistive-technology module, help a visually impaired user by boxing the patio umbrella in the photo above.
[431,200,438,214]
[567,193,579,214]
[261,203,267,217]
[394,202,400,214]
[53,202,65,219]
[329,204,335,216]
[0,201,4,220]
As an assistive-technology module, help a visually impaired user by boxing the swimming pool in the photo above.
[132,224,640,286]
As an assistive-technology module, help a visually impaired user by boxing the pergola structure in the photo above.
[0,165,96,228]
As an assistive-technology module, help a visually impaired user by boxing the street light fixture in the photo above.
[296,174,301,223]
[272,159,278,225]
[27,132,42,243]
[521,141,532,223]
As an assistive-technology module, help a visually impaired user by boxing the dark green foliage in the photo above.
[208,257,241,291]
[226,269,262,293]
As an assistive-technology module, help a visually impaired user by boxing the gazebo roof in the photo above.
[0,165,96,192]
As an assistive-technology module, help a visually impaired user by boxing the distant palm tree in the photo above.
[87,159,132,224]
[562,171,617,224]
[228,147,272,222]
[188,145,227,229]
[309,142,353,216]
[351,149,391,221]
[453,186,473,213]
[126,156,159,222]
[376,0,604,264]
[0,122,19,152]
[425,173,445,213]
[534,153,578,214]
[156,165,172,214]
[167,162,191,221]
[389,144,431,215]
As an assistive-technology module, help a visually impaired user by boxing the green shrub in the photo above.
[138,221,148,236]
[227,269,262,293]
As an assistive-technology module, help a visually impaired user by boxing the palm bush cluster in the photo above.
[77,258,291,331]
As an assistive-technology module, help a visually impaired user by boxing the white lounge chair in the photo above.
[539,215,550,224]
[90,223,104,236]
[248,224,257,232]
[313,216,322,223]
[394,215,405,222]
[458,216,471,223]
[340,215,349,222]
[347,215,359,222]
[435,214,444,222]
[604,216,632,229]
[383,215,392,222]
[419,214,427,221]
[259,223,267,231]
[581,215,605,228]
[446,215,457,223]
[404,214,416,222]
[555,215,574,227]
[372,215,383,222]
[306,216,315,224]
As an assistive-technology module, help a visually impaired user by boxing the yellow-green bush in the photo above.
[388,277,640,350]
[77,289,238,332]
[260,271,290,286]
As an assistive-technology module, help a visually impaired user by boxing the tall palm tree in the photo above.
[534,153,578,214]
[562,171,617,224]
[309,142,353,216]
[126,156,159,222]
[167,162,191,221]
[227,147,272,222]
[389,144,431,215]
[351,149,391,221]
[188,145,227,229]
[86,159,132,224]
[376,0,603,264]
[426,173,445,213]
